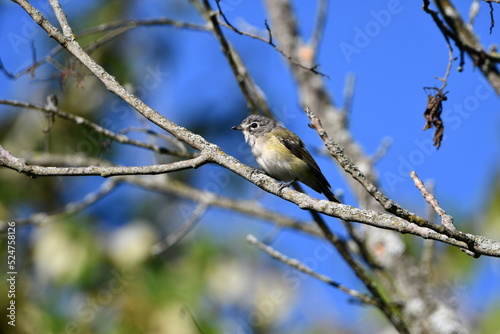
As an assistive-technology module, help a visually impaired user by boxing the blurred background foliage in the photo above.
[0,0,500,333]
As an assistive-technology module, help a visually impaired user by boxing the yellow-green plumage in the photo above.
[233,115,340,203]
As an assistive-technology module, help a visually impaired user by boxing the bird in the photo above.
[232,115,340,203]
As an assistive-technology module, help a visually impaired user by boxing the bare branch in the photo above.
[197,0,272,116]
[489,2,495,34]
[342,73,356,121]
[0,99,194,159]
[9,179,119,228]
[420,180,436,277]
[370,137,392,165]
[151,202,208,255]
[246,234,378,306]
[16,142,499,258]
[21,153,111,167]
[468,0,480,26]
[410,171,456,231]
[309,0,329,60]
[118,127,189,155]
[81,18,209,36]
[0,144,208,177]
[91,171,500,258]
[437,37,455,89]
[48,0,74,37]
[215,5,329,79]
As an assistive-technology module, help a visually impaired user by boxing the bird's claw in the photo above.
[249,168,267,178]
[278,179,295,195]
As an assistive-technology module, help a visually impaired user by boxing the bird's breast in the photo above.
[251,134,305,182]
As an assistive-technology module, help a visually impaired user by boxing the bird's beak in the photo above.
[232,124,243,131]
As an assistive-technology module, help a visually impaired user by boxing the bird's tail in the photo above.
[320,185,341,203]
[301,169,341,203]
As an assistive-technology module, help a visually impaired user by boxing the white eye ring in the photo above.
[250,122,259,128]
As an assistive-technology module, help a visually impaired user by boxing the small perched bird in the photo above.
[232,115,340,203]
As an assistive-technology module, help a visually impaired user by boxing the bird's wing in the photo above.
[277,128,331,188]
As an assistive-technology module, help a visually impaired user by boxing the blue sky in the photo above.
[1,0,500,331]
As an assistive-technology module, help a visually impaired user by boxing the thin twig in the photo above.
[436,35,455,90]
[214,0,328,77]
[370,137,392,165]
[151,202,208,255]
[215,0,243,35]
[246,234,378,306]
[410,171,456,231]
[48,0,74,37]
[310,0,329,60]
[118,127,188,154]
[11,179,119,227]
[0,18,209,82]
[83,26,130,56]
[21,153,109,167]
[0,144,208,177]
[488,2,495,34]
[264,20,273,45]
[420,180,436,277]
[198,0,272,116]
[468,0,480,26]
[342,73,356,120]
[218,18,329,78]
[0,99,194,158]
[80,18,209,36]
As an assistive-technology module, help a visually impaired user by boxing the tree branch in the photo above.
[151,202,208,255]
[0,144,208,177]
[216,3,329,78]
[0,99,195,158]
[410,171,456,231]
[3,179,119,228]
[197,0,272,116]
[309,0,329,61]
[246,234,378,306]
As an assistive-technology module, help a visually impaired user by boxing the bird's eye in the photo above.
[250,122,259,129]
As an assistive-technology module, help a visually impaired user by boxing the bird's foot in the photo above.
[278,179,296,195]
[249,168,267,178]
